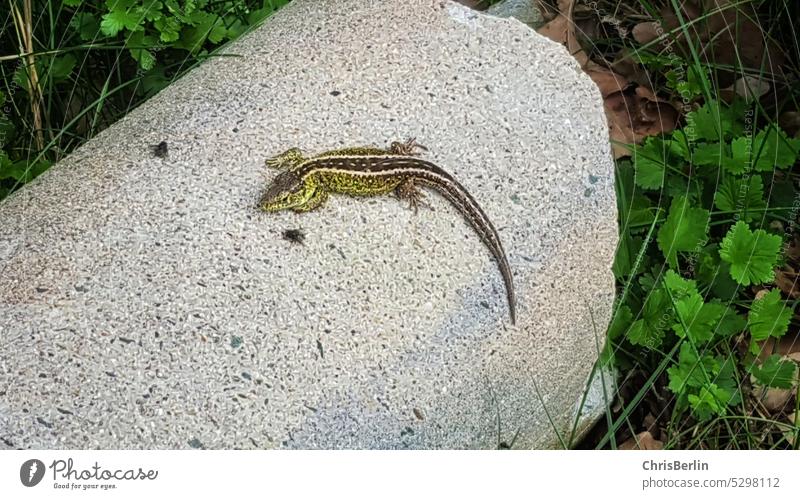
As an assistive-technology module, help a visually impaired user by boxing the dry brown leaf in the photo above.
[611,49,653,89]
[619,431,664,450]
[755,335,800,363]
[537,0,678,158]
[760,386,794,413]
[785,236,800,261]
[658,1,784,88]
[632,21,660,44]
[778,112,800,138]
[774,269,800,299]
[605,86,679,158]
[733,76,772,101]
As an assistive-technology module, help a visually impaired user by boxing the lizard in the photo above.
[259,138,516,324]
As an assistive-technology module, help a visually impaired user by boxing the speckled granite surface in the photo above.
[0,0,616,449]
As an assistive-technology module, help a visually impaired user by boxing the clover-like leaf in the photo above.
[714,175,766,223]
[719,221,782,285]
[657,196,709,268]
[748,288,793,343]
[749,354,797,389]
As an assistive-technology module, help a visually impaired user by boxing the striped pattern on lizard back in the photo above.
[262,141,516,323]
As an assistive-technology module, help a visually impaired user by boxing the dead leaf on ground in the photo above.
[778,112,800,138]
[758,386,794,413]
[631,21,660,44]
[537,0,678,158]
[658,0,784,89]
[755,335,800,362]
[619,431,664,450]
[774,268,800,299]
[605,86,679,157]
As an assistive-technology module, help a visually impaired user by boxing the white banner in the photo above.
[0,451,796,497]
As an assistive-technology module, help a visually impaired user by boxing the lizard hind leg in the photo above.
[395,178,430,214]
[389,138,428,156]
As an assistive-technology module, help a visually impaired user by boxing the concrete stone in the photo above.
[0,0,617,449]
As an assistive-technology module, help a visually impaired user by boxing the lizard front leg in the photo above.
[292,189,329,212]
[266,147,306,170]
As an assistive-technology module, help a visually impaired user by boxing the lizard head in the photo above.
[260,170,307,211]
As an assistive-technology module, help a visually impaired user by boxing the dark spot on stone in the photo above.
[330,90,341,96]
[35,287,48,293]
[105,371,117,378]
[316,339,324,359]
[413,408,424,420]
[74,285,88,292]
[589,174,600,184]
[230,336,243,348]
[56,407,73,415]
[400,427,414,437]
[241,372,252,380]
[480,300,490,309]
[584,188,593,197]
[36,417,53,428]
[188,438,205,449]
[38,373,47,378]
[118,337,134,344]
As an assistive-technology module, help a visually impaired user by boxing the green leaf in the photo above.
[70,12,103,41]
[663,269,697,299]
[607,305,633,341]
[748,289,793,343]
[664,270,724,344]
[155,16,181,42]
[0,159,51,182]
[670,130,692,161]
[749,354,797,389]
[685,99,733,142]
[672,297,725,344]
[141,0,164,21]
[63,0,82,6]
[207,22,228,44]
[688,383,732,421]
[695,245,740,300]
[752,126,800,171]
[632,137,670,190]
[668,342,715,392]
[627,289,671,349]
[657,195,710,268]
[127,31,157,71]
[100,9,142,37]
[729,136,755,173]
[716,356,742,405]
[713,175,766,223]
[0,105,15,143]
[716,306,747,337]
[49,55,77,82]
[719,221,782,285]
[692,142,725,167]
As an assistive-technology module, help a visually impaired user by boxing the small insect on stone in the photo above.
[282,228,306,245]
[151,141,168,158]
